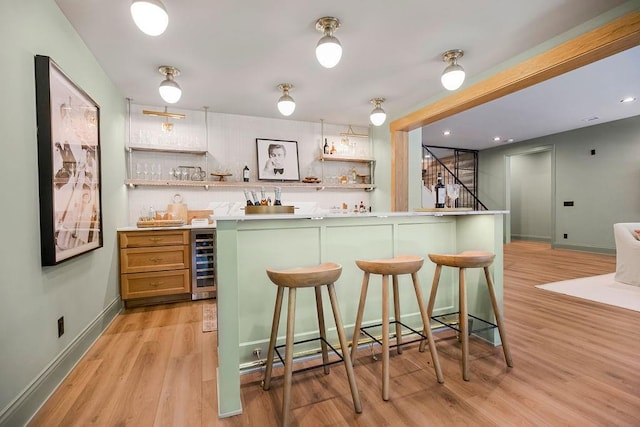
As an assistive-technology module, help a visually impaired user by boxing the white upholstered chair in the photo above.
[613,223,640,286]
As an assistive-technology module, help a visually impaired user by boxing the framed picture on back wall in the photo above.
[256,138,300,181]
[34,55,103,266]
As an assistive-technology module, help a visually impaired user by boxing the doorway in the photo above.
[505,147,554,243]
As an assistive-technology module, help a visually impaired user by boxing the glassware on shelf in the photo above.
[168,168,176,180]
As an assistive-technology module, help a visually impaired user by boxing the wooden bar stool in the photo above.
[263,262,362,426]
[351,255,444,401]
[421,251,513,381]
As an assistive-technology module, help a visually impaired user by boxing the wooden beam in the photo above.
[388,11,640,211]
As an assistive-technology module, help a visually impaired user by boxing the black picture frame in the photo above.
[256,138,300,181]
[34,55,103,266]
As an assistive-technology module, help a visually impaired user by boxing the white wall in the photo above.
[0,1,127,424]
[126,105,375,224]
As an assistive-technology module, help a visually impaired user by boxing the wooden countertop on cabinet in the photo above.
[118,229,191,308]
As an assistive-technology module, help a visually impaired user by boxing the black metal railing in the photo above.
[421,145,488,211]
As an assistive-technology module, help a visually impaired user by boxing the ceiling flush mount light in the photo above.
[443,130,451,136]
[130,0,169,36]
[277,83,295,116]
[315,17,342,68]
[441,49,465,91]
[158,66,181,104]
[369,98,386,126]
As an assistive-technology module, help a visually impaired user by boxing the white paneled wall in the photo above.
[126,105,373,224]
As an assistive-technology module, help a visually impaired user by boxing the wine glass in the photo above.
[446,183,460,208]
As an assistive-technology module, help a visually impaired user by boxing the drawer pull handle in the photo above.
[149,282,163,287]
[149,257,162,263]
[148,237,162,242]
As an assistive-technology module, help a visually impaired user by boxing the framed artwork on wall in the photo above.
[34,55,103,266]
[256,138,300,181]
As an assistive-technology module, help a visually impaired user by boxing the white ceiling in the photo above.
[55,0,637,149]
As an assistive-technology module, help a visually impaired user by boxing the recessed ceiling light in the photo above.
[424,153,431,158]
[493,136,501,142]
[621,96,637,103]
[443,130,451,136]
[507,138,514,143]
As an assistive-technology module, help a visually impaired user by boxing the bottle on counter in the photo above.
[274,187,282,206]
[435,172,446,208]
[359,201,366,213]
[323,138,329,155]
[243,188,253,206]
[330,142,337,155]
[243,165,250,182]
[250,190,260,206]
[260,187,268,206]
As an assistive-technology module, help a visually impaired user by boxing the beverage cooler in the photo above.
[191,229,216,300]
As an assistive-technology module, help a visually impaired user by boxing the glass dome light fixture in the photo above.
[369,98,387,126]
[277,83,295,116]
[130,0,169,36]
[315,17,342,68]
[441,49,466,91]
[158,66,182,104]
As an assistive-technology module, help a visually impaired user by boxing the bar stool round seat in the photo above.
[422,251,513,381]
[263,262,362,426]
[351,255,444,401]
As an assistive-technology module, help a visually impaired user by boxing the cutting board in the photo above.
[167,203,188,222]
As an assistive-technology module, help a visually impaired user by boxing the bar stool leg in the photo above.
[483,267,513,367]
[411,271,444,383]
[459,268,469,381]
[327,283,363,413]
[420,264,442,353]
[392,275,403,355]
[350,272,370,363]
[381,274,390,401]
[264,286,284,390]
[314,286,330,374]
[282,287,297,426]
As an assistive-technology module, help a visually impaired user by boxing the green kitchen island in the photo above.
[215,210,506,417]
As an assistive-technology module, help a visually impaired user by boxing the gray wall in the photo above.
[509,150,552,241]
[479,115,640,252]
[0,1,126,425]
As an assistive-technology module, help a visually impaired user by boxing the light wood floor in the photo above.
[30,241,640,426]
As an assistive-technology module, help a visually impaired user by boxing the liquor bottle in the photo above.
[330,142,336,155]
[274,187,282,206]
[243,165,250,182]
[260,187,268,206]
[243,188,253,206]
[435,172,446,208]
[323,138,329,155]
[359,201,365,213]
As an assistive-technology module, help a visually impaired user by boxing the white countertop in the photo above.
[212,210,508,221]
[118,210,508,230]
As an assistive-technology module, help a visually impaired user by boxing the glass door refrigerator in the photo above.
[190,229,216,300]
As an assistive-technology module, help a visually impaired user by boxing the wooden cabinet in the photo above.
[118,229,191,306]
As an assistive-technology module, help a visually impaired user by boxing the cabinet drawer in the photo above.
[120,245,190,273]
[120,270,190,299]
[119,230,189,248]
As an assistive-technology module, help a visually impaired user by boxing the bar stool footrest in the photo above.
[431,312,498,335]
[359,321,427,349]
[274,337,345,375]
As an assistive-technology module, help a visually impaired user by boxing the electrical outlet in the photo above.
[57,316,64,337]
[563,233,568,239]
